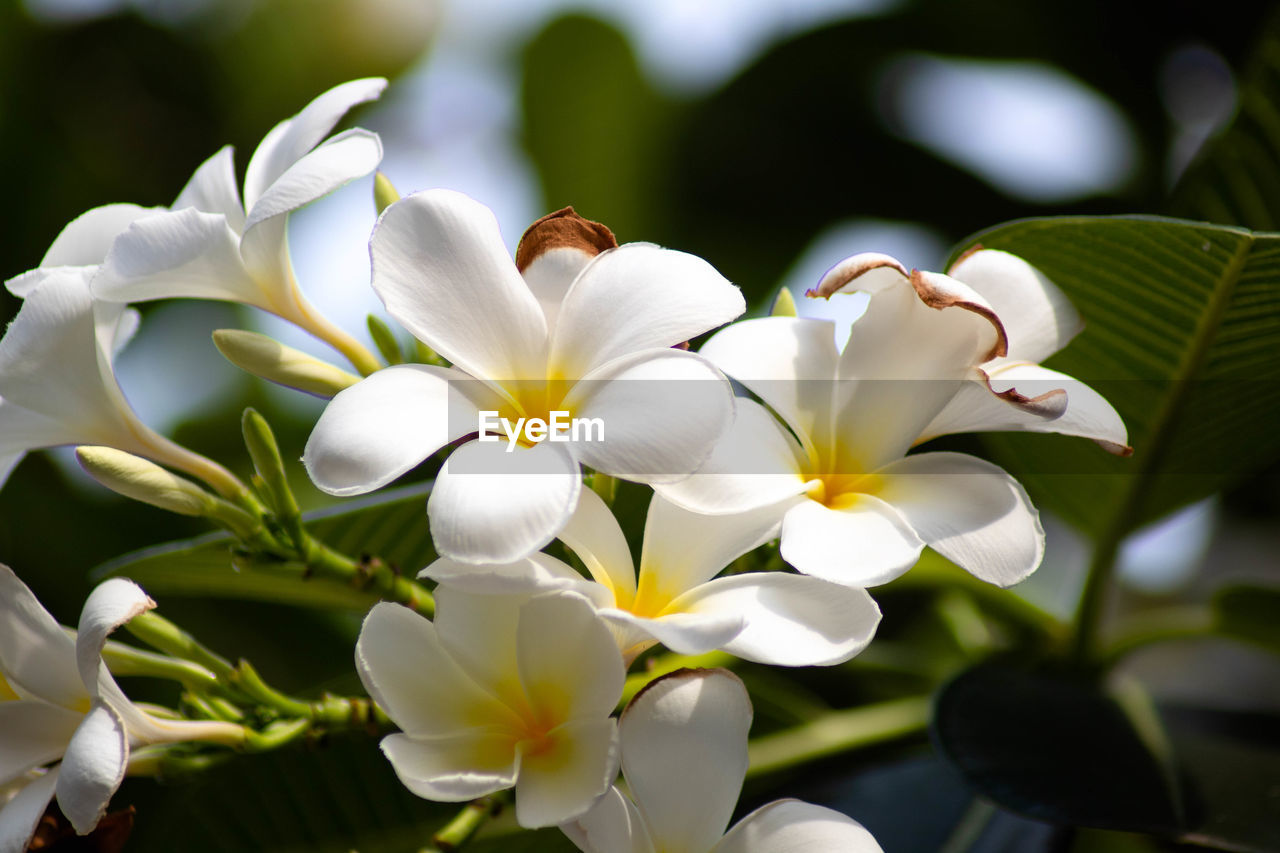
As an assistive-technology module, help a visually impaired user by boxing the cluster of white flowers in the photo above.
[0,79,1128,851]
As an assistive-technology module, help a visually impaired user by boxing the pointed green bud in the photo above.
[770,287,797,317]
[374,171,400,215]
[413,338,448,366]
[76,446,260,537]
[213,329,361,398]
[241,409,302,540]
[77,446,217,516]
[367,314,404,365]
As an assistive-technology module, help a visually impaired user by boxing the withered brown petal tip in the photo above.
[515,207,618,272]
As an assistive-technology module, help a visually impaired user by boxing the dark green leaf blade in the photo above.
[934,662,1280,851]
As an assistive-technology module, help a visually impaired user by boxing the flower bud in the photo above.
[373,171,400,215]
[76,446,215,516]
[213,330,361,398]
[770,287,797,317]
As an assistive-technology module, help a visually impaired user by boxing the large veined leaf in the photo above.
[94,483,437,610]
[952,217,1280,540]
[933,662,1280,852]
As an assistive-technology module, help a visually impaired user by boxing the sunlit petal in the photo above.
[550,243,743,379]
[304,365,487,496]
[621,670,751,853]
[567,348,734,484]
[712,799,883,853]
[515,717,619,828]
[670,573,880,666]
[429,439,581,565]
[371,189,547,381]
[55,702,127,835]
[780,497,924,587]
[948,248,1081,363]
[243,77,386,209]
[873,452,1044,587]
[379,731,518,803]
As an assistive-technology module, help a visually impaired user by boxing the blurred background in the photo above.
[2,0,1278,850]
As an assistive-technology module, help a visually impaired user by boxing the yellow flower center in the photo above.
[0,672,19,702]
[804,471,884,510]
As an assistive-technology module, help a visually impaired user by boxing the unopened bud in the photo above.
[213,329,361,398]
[771,287,797,317]
[76,446,215,516]
[367,314,404,365]
[374,172,400,216]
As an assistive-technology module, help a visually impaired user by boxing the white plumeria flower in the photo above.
[355,587,625,828]
[659,250,1128,588]
[0,266,243,498]
[93,78,387,374]
[562,669,883,853]
[0,567,242,850]
[424,489,881,667]
[305,196,745,565]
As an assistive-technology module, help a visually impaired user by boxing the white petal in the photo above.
[712,799,883,853]
[566,348,734,484]
[599,609,744,658]
[655,398,810,515]
[0,769,58,853]
[422,553,595,597]
[521,246,593,334]
[432,586,528,713]
[355,602,517,737]
[638,495,781,603]
[244,129,382,233]
[380,731,518,803]
[824,259,1004,469]
[561,785,655,853]
[948,248,1081,363]
[557,488,636,603]
[174,146,246,231]
[0,271,139,446]
[75,578,155,700]
[304,364,488,496]
[0,702,83,786]
[779,498,924,587]
[620,669,751,853]
[698,317,839,456]
[94,208,268,309]
[517,591,625,722]
[918,362,1130,454]
[515,717,620,828]
[671,574,880,666]
[34,204,163,270]
[55,702,127,835]
[243,77,387,209]
[815,253,1003,371]
[0,566,85,708]
[549,243,743,379]
[371,189,548,381]
[873,452,1044,587]
[429,439,581,565]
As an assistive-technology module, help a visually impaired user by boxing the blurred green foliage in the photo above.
[4,1,1280,849]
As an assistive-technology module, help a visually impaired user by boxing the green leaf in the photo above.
[933,662,1280,851]
[520,15,672,240]
[122,734,575,853]
[1171,8,1280,229]
[953,216,1280,540]
[94,483,437,611]
[1213,584,1280,655]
